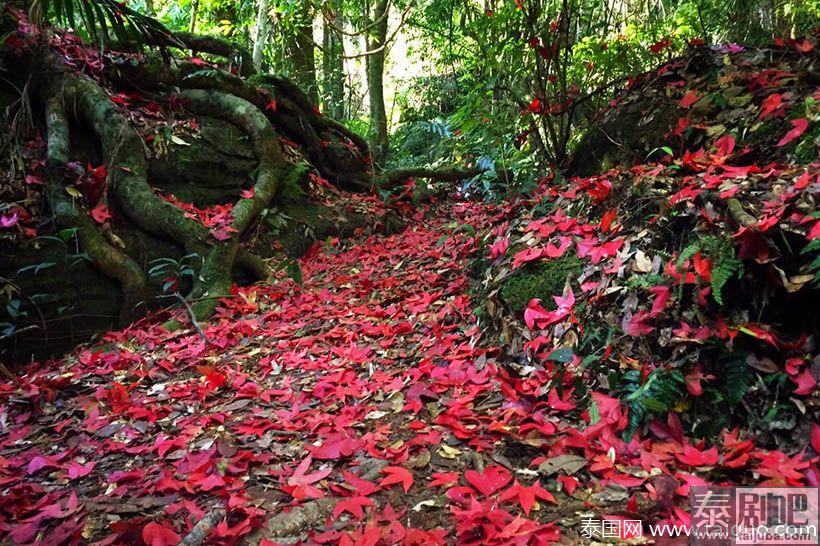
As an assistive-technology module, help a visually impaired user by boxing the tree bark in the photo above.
[286,6,320,105]
[252,0,270,71]
[189,0,199,33]
[322,0,345,119]
[366,0,390,168]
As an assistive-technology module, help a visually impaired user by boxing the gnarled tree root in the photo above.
[52,69,280,324]
[41,92,146,325]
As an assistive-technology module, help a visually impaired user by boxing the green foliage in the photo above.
[32,0,173,46]
[620,367,686,440]
[148,253,201,292]
[801,232,820,287]
[677,235,743,305]
[499,255,582,312]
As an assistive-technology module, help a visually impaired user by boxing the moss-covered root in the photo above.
[181,89,285,319]
[60,73,272,323]
[43,93,146,326]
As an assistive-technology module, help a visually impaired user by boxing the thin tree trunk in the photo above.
[366,0,389,167]
[322,0,346,119]
[189,0,199,33]
[252,0,270,70]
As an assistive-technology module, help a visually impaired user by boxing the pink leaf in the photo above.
[777,118,808,147]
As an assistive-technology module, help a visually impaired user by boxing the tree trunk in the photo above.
[252,0,270,71]
[189,0,199,33]
[285,6,319,105]
[366,0,389,168]
[321,0,345,119]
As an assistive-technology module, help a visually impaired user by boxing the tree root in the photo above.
[247,499,334,545]
[108,57,372,190]
[42,92,146,325]
[54,70,276,322]
[180,88,285,319]
[180,506,226,546]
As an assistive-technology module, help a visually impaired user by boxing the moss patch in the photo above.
[499,255,582,312]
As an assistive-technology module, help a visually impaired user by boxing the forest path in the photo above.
[2,198,598,544]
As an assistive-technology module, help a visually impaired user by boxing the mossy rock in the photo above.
[499,255,582,312]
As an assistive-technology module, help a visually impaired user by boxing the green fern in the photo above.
[801,238,820,287]
[621,368,686,440]
[719,354,755,408]
[677,236,743,305]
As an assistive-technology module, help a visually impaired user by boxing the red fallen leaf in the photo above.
[265,99,278,111]
[790,368,816,396]
[24,174,44,185]
[88,164,107,184]
[498,480,555,515]
[777,118,809,147]
[512,246,547,269]
[675,444,719,467]
[1,211,19,228]
[142,522,181,546]
[792,38,814,53]
[679,91,700,108]
[333,495,373,519]
[713,134,735,159]
[306,435,363,460]
[600,208,617,232]
[196,472,226,491]
[811,423,820,453]
[623,310,654,336]
[684,364,714,397]
[464,465,511,496]
[342,470,379,496]
[286,455,332,500]
[67,460,95,479]
[524,299,550,329]
[91,203,111,224]
[196,365,227,390]
[210,225,237,241]
[758,93,783,120]
[429,472,459,487]
[241,188,255,199]
[488,237,509,259]
[648,285,670,317]
[558,475,579,495]
[380,466,413,492]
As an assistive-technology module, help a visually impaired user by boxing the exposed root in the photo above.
[181,89,285,319]
[247,499,334,545]
[180,506,226,546]
[55,71,277,322]
[108,58,372,190]
[42,91,146,325]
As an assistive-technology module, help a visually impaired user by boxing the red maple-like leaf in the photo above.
[333,496,374,519]
[498,480,555,515]
[679,91,700,108]
[379,466,413,492]
[464,465,511,496]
